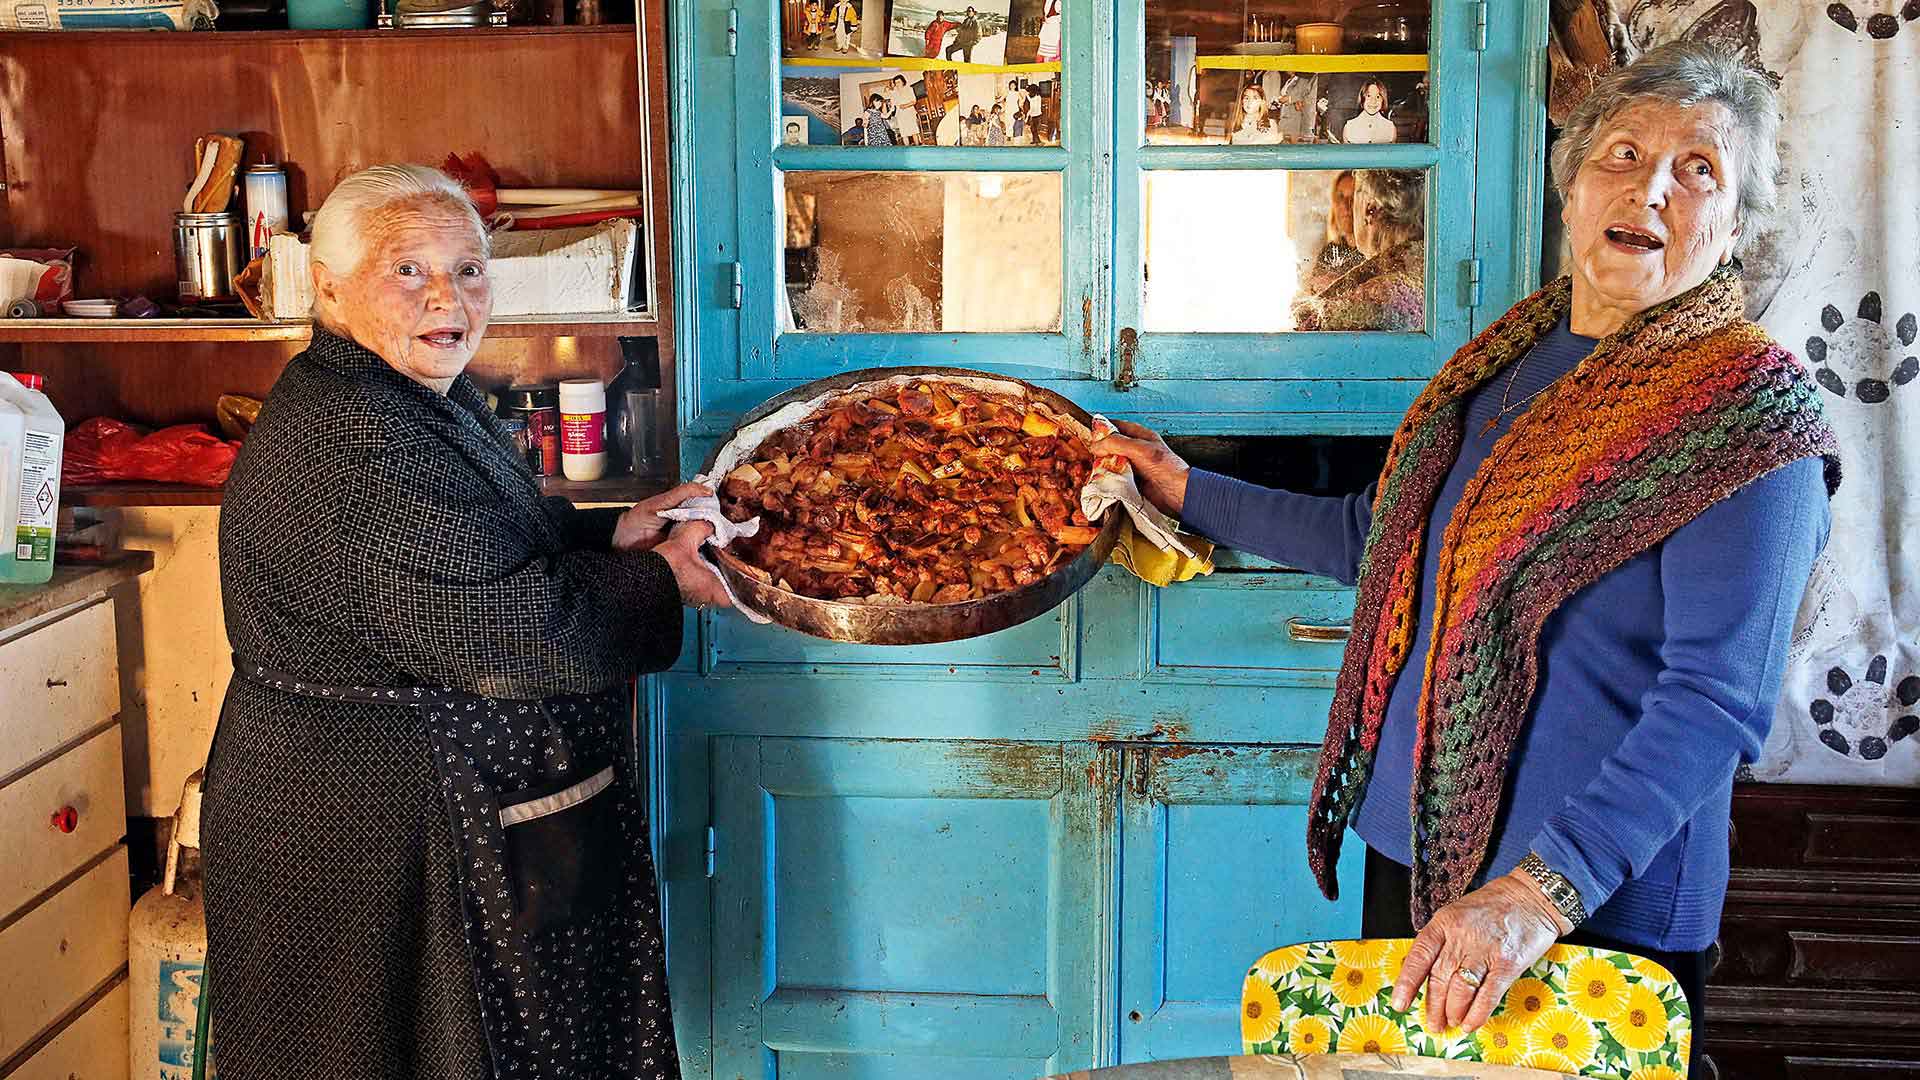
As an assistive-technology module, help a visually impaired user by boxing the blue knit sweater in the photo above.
[1182,319,1830,950]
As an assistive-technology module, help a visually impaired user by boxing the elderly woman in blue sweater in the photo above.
[1095,43,1837,1069]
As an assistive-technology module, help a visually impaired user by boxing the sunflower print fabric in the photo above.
[1241,940,1691,1078]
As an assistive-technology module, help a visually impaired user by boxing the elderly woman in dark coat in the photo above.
[203,164,726,1080]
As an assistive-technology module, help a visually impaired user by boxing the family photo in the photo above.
[781,0,887,60]
[885,0,1013,65]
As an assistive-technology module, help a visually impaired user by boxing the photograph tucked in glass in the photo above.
[1142,168,1425,333]
[780,0,1062,65]
[782,67,1061,146]
[1144,0,1429,144]
[780,0,1063,145]
[780,171,1063,334]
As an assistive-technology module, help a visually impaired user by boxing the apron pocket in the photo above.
[499,765,622,935]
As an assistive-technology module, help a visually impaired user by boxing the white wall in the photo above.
[112,507,227,818]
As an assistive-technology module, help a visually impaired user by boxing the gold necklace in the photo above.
[1481,353,1549,436]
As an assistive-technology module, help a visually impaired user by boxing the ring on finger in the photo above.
[1454,967,1486,989]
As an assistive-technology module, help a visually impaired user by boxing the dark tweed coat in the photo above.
[204,328,684,1080]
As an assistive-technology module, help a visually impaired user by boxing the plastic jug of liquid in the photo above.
[0,371,65,584]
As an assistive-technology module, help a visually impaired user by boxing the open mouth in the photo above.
[418,329,467,348]
[1604,226,1664,252]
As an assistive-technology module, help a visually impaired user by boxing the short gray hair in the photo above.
[1355,168,1425,241]
[308,163,489,280]
[1550,41,1780,245]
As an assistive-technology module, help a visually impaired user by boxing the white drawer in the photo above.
[0,726,127,923]
[0,846,130,1064]
[9,974,129,1080]
[0,599,121,780]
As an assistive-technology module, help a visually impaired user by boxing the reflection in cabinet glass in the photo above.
[781,171,1065,334]
[1141,168,1427,335]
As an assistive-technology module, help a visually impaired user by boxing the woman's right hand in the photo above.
[1088,419,1192,516]
[654,519,735,610]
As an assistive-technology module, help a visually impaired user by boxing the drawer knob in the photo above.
[50,806,78,833]
[1286,618,1353,643]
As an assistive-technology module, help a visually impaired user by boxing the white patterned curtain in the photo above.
[1554,0,1920,782]
[1739,1,1918,783]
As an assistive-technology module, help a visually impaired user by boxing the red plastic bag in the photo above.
[122,425,242,487]
[63,417,241,488]
[62,417,145,486]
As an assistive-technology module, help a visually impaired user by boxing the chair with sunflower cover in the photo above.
[1240,940,1691,1078]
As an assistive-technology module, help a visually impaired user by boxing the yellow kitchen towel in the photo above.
[1108,519,1214,586]
[1082,413,1214,587]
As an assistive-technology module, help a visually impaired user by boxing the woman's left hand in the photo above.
[1390,870,1574,1033]
[613,481,714,552]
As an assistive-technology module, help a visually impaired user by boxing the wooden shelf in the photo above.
[541,473,673,504]
[781,55,1061,75]
[0,24,634,44]
[0,314,660,344]
[61,472,672,508]
[60,484,226,507]
[1195,53,1428,72]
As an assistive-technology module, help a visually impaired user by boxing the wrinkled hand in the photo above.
[613,481,714,552]
[655,519,734,610]
[1390,871,1573,1033]
[1087,419,1191,516]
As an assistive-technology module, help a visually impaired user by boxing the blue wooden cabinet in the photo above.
[658,0,1547,1075]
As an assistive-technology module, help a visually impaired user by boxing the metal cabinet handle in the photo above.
[1286,618,1352,643]
[1114,327,1139,391]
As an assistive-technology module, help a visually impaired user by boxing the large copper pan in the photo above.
[700,366,1123,645]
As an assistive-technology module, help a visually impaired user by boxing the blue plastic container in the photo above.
[287,0,372,29]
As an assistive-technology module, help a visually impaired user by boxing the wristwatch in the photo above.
[1518,852,1588,928]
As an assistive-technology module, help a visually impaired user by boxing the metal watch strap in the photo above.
[1519,852,1588,927]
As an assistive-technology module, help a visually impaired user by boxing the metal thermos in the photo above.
[173,212,244,302]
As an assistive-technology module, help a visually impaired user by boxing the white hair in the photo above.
[1551,41,1780,248]
[307,164,489,285]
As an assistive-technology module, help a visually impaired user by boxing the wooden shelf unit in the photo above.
[62,472,673,508]
[0,23,634,43]
[0,3,679,459]
[1193,53,1429,72]
[0,315,663,344]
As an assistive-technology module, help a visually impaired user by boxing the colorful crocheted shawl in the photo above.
[1305,264,1840,924]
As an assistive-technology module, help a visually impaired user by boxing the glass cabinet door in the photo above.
[718,0,1503,409]
[1111,0,1479,383]
[740,0,1105,380]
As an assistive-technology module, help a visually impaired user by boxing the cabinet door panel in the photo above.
[712,737,1103,1079]
[1117,744,1361,1064]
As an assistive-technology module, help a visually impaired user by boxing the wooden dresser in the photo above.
[0,556,152,1079]
[1708,782,1920,1078]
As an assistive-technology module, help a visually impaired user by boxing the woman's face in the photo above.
[1241,88,1264,119]
[315,198,490,390]
[1331,173,1356,242]
[1561,99,1742,325]
[1363,83,1386,114]
[1353,183,1389,256]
